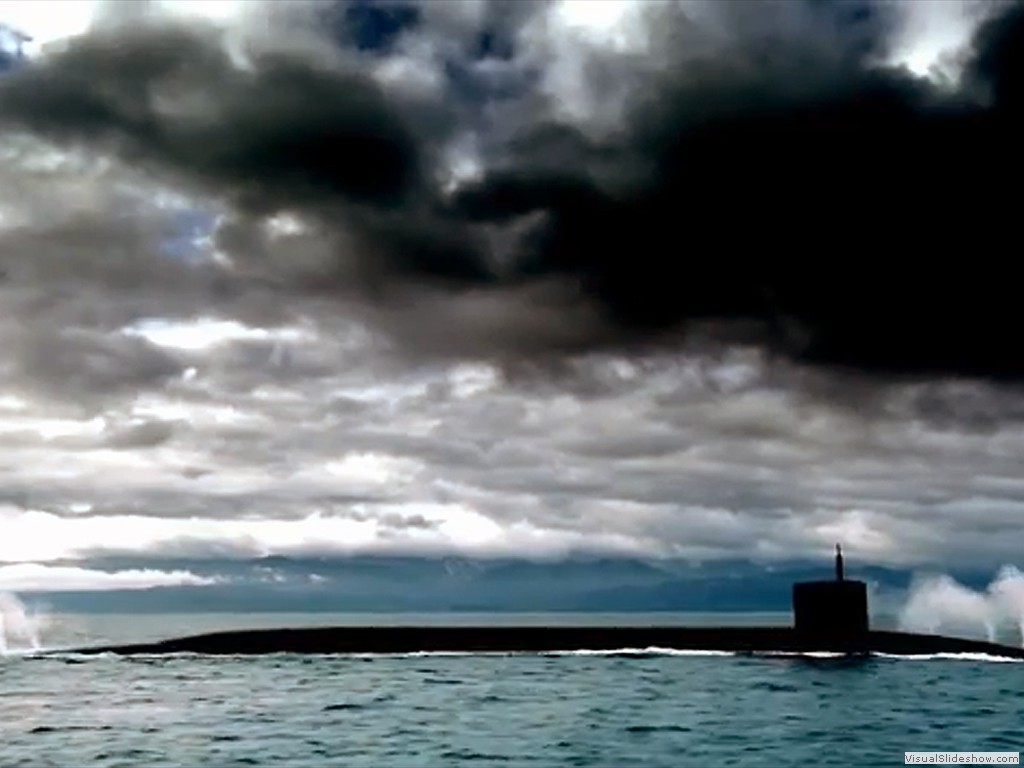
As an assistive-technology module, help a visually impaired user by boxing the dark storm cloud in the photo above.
[968,1,1024,111]
[452,1,1024,379]
[1,1,1023,379]
[0,22,424,209]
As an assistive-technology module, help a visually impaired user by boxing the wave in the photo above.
[21,647,1024,663]
[26,647,735,661]
[16,650,121,662]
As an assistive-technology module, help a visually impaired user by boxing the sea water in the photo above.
[2,612,1022,767]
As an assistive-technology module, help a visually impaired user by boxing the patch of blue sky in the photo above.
[337,0,420,55]
[159,208,217,266]
[0,22,29,72]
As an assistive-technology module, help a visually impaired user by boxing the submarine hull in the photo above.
[72,626,1024,659]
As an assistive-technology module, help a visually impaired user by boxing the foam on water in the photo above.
[539,647,736,657]
[24,647,1021,664]
[874,651,1024,663]
[753,650,850,659]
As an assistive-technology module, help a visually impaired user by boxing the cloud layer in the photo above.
[0,0,1021,593]
[0,563,214,591]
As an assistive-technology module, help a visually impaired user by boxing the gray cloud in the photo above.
[13,325,184,402]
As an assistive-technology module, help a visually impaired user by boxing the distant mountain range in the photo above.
[18,555,1000,614]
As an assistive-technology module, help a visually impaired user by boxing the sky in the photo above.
[0,0,1022,603]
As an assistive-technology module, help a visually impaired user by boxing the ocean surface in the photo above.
[3,612,1023,767]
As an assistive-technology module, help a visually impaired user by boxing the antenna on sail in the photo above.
[835,543,844,581]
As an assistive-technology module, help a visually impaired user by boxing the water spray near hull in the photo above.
[0,592,43,655]
[901,566,1024,647]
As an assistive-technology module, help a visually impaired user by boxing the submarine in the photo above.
[73,547,1024,658]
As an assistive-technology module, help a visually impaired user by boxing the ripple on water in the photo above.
[29,725,113,734]
[624,724,693,734]
[750,681,799,692]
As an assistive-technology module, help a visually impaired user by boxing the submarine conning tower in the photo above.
[791,544,869,648]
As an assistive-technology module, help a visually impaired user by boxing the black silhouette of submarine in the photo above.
[74,546,1024,658]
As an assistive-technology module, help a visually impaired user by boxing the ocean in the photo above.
[3,612,1023,767]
